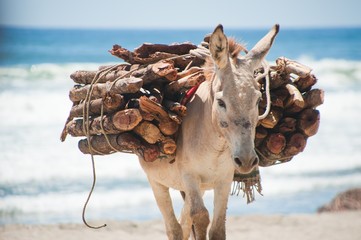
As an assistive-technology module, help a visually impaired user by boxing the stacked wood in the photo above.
[61,37,323,167]
[61,41,207,162]
[255,57,324,166]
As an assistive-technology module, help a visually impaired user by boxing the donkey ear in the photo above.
[209,24,230,69]
[246,24,279,70]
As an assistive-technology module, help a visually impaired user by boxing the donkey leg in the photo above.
[149,180,183,240]
[208,181,232,240]
[183,175,210,240]
[179,191,193,240]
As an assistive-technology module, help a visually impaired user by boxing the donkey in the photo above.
[139,24,279,240]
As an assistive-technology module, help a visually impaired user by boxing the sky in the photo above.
[1,0,361,29]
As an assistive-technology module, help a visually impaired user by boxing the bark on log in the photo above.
[148,83,164,104]
[159,137,177,155]
[134,43,197,58]
[269,71,291,89]
[276,57,312,78]
[163,99,187,117]
[133,121,165,144]
[69,94,124,118]
[66,108,142,137]
[69,77,143,102]
[283,132,307,156]
[294,74,318,93]
[259,108,283,128]
[265,133,286,154]
[109,43,197,65]
[78,133,140,154]
[168,111,183,124]
[255,126,268,147]
[78,133,160,162]
[284,83,305,113]
[98,64,132,71]
[303,88,324,109]
[131,60,177,84]
[277,117,297,134]
[164,71,205,98]
[70,69,130,84]
[139,96,179,135]
[297,109,320,137]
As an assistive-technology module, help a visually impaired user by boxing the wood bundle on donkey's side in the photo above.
[61,24,323,240]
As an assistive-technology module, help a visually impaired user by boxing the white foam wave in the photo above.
[296,57,361,91]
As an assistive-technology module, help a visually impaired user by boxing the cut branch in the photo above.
[66,108,142,137]
[69,77,143,102]
[139,96,179,135]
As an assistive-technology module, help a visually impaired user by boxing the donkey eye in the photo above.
[217,99,226,109]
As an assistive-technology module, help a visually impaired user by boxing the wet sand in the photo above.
[1,211,361,240]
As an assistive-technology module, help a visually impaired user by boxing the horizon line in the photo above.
[1,23,361,31]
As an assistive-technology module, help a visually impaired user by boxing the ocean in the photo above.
[0,26,361,225]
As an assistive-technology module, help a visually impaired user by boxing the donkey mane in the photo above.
[204,38,246,81]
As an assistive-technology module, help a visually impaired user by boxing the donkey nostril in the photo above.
[251,156,259,167]
[234,157,242,166]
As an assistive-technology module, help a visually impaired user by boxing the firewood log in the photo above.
[168,111,183,124]
[303,88,324,109]
[148,83,164,104]
[131,60,177,84]
[139,96,179,135]
[70,69,130,84]
[134,42,197,58]
[283,132,307,156]
[284,83,305,113]
[297,109,320,137]
[110,43,197,65]
[276,57,312,78]
[69,77,143,102]
[164,71,205,98]
[265,133,286,154]
[133,121,165,144]
[66,108,142,137]
[98,64,132,71]
[78,133,160,162]
[269,71,291,89]
[163,99,187,117]
[259,108,283,128]
[255,126,268,147]
[277,117,297,134]
[294,74,317,93]
[259,92,284,109]
[159,137,177,155]
[69,94,124,118]
[78,133,140,154]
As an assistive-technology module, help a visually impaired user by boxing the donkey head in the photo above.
[209,24,279,174]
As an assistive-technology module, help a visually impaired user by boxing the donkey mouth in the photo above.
[233,156,259,174]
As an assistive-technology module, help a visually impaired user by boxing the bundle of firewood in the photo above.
[60,35,324,167]
[255,57,323,166]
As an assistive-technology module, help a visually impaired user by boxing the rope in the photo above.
[81,63,127,229]
[258,60,271,120]
[99,103,121,153]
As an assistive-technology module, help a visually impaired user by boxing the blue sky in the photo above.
[1,0,360,29]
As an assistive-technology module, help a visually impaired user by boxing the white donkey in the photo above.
[139,24,279,240]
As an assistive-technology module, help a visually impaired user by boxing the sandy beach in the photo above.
[1,211,361,240]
